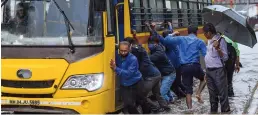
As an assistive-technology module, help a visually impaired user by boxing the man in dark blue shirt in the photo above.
[125,36,170,113]
[148,37,176,103]
[149,22,186,99]
[110,41,142,114]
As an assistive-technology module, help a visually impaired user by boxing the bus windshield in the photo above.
[1,0,103,46]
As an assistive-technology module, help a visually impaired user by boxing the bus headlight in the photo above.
[62,73,104,91]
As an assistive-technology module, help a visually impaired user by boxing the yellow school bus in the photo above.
[1,0,124,114]
[1,0,211,114]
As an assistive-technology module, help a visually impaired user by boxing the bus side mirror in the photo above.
[94,0,106,11]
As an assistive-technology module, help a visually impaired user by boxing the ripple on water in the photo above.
[246,70,258,74]
[253,64,258,67]
[252,57,258,60]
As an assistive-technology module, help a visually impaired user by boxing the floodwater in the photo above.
[248,86,258,114]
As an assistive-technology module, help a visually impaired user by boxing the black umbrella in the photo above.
[202,5,257,48]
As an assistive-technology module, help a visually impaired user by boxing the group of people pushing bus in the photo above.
[110,22,240,114]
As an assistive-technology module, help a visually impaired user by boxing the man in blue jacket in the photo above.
[147,22,186,99]
[125,36,170,113]
[148,36,176,103]
[110,41,142,114]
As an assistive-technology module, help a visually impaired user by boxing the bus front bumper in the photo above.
[1,90,112,114]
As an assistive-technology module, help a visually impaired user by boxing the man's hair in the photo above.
[124,37,136,45]
[162,29,172,38]
[149,36,160,44]
[188,25,198,34]
[16,2,26,10]
[203,23,217,34]
[119,41,130,48]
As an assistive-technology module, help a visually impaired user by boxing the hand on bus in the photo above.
[110,59,116,70]
[132,29,137,35]
[167,22,172,26]
[173,31,180,36]
[131,29,137,39]
[150,22,156,29]
[144,21,150,26]
[145,22,153,31]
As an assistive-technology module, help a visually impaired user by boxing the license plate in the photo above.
[7,100,40,105]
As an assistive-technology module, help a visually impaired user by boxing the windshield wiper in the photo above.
[52,0,75,53]
[1,0,8,7]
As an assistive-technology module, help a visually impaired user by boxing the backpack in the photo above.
[218,35,237,72]
[226,42,237,62]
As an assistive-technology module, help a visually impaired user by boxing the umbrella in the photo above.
[202,5,257,48]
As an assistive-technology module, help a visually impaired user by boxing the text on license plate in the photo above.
[8,100,40,105]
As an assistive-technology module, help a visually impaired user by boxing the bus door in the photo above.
[114,0,125,111]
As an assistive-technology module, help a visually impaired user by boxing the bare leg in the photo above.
[196,76,206,103]
[186,94,192,109]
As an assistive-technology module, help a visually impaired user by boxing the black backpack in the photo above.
[226,42,237,62]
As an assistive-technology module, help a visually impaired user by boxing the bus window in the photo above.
[106,0,115,35]
[181,1,188,27]
[130,0,166,32]
[165,0,179,28]
[149,0,156,21]
[204,3,207,7]
[189,0,198,26]
[197,0,212,25]
[142,0,148,30]
[129,0,212,33]
[131,0,141,32]
[165,0,171,11]
[156,0,164,25]
[150,0,165,31]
